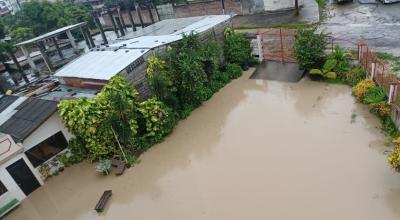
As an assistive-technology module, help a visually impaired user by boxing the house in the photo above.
[54,15,232,99]
[0,95,74,216]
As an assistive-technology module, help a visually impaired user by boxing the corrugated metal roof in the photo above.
[0,96,18,113]
[54,49,149,80]
[54,15,232,81]
[112,35,182,49]
[0,98,58,142]
[15,22,87,46]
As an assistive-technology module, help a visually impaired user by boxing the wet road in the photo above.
[321,1,400,55]
[5,69,400,220]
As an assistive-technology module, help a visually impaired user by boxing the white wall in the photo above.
[21,113,73,151]
[0,153,43,212]
[264,0,304,11]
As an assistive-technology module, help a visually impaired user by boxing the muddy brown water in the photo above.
[6,69,400,220]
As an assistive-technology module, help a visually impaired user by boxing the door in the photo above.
[6,159,40,196]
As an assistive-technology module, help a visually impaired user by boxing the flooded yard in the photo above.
[6,69,400,220]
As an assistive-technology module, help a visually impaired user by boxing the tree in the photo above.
[1,1,91,36]
[293,28,328,70]
[10,27,34,44]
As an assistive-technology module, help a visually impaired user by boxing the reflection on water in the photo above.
[5,69,400,220]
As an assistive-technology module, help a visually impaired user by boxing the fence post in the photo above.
[256,32,263,62]
[279,28,284,63]
[389,84,397,104]
[370,62,376,80]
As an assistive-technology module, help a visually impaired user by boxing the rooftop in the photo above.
[54,15,232,81]
[15,22,87,46]
[0,97,58,142]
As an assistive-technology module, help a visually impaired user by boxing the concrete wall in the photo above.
[100,9,159,29]
[156,3,175,20]
[264,0,304,11]
[22,113,73,151]
[241,0,265,14]
[173,0,242,17]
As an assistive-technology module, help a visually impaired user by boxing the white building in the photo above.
[0,95,73,216]
[0,0,20,16]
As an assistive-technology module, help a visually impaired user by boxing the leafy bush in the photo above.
[58,76,139,161]
[370,102,391,118]
[328,46,351,79]
[59,138,86,166]
[363,87,386,104]
[353,80,376,102]
[223,28,256,70]
[293,28,327,70]
[382,116,400,139]
[309,59,337,79]
[388,145,400,171]
[345,65,365,86]
[167,34,213,117]
[137,98,176,148]
[95,159,111,175]
[224,63,242,79]
[147,56,180,111]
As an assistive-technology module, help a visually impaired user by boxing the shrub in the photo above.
[382,116,400,139]
[345,65,365,86]
[328,46,351,79]
[58,75,139,161]
[223,28,256,70]
[353,80,376,102]
[388,145,400,171]
[370,102,391,118]
[293,28,327,70]
[363,87,386,104]
[309,59,338,79]
[167,34,213,116]
[224,63,242,79]
[146,56,180,111]
[137,98,176,148]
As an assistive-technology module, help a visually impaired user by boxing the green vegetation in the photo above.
[1,1,91,38]
[293,28,328,70]
[363,87,386,105]
[58,30,253,173]
[344,65,365,86]
[147,31,253,119]
[352,80,376,102]
[388,144,400,171]
[224,28,257,70]
[58,76,174,163]
[315,0,327,21]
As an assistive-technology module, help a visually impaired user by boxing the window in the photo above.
[25,132,68,167]
[0,181,7,196]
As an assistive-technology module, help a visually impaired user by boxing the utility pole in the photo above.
[295,0,299,15]
[221,0,225,15]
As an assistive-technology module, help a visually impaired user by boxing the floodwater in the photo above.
[6,69,400,220]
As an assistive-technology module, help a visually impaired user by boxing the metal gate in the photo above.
[257,28,296,63]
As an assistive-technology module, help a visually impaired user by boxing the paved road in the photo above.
[321,1,400,55]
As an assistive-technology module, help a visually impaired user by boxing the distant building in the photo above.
[0,0,20,16]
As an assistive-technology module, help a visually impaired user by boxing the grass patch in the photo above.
[235,23,315,30]
[374,52,400,76]
[315,0,327,22]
